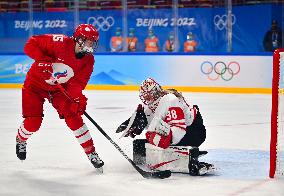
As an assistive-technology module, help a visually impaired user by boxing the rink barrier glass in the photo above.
[0,83,271,94]
[0,51,273,94]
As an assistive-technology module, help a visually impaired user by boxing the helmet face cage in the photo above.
[139,78,163,106]
[75,37,98,53]
[74,24,99,53]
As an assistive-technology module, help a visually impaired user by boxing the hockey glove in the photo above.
[126,104,148,138]
[70,94,87,115]
[36,61,53,80]
[116,104,148,138]
[154,118,171,136]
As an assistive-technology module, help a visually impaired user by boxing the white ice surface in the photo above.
[0,89,284,196]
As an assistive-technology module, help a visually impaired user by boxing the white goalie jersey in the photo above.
[144,93,197,145]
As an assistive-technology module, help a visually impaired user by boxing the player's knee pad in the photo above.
[146,131,172,149]
[23,116,43,132]
[65,115,84,130]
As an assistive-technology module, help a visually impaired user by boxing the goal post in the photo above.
[270,48,284,178]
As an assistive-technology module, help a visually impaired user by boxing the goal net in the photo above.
[270,48,284,178]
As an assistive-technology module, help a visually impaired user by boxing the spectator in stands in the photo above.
[127,28,138,52]
[263,20,282,52]
[110,27,123,52]
[164,32,177,52]
[184,32,197,52]
[0,1,8,12]
[144,28,159,52]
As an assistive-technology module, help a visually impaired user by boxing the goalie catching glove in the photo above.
[116,104,148,138]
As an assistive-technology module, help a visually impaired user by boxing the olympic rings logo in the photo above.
[214,14,236,30]
[87,16,115,31]
[200,61,240,81]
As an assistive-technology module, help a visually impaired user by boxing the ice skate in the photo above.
[87,151,104,173]
[198,150,208,158]
[188,147,215,176]
[16,136,27,161]
[197,162,215,175]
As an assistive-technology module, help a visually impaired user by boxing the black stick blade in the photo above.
[136,166,171,179]
[147,170,171,179]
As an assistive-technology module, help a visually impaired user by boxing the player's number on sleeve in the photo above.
[53,35,64,42]
[166,109,178,121]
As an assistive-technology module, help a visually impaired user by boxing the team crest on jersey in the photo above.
[54,70,68,79]
[45,63,74,85]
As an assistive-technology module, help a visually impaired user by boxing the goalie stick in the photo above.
[83,112,171,179]
[54,82,171,179]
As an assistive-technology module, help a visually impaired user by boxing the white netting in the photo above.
[276,52,284,176]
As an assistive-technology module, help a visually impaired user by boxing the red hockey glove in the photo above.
[70,94,87,115]
[36,61,53,80]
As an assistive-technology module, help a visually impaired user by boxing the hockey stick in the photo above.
[54,82,171,179]
[83,111,171,179]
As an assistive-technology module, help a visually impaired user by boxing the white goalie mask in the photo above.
[139,78,164,111]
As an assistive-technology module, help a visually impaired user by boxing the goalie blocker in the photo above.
[133,139,215,176]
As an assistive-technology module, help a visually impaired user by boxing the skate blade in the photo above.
[198,151,208,158]
[199,166,216,175]
[96,167,103,174]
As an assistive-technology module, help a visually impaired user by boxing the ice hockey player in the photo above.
[16,24,104,170]
[116,77,214,176]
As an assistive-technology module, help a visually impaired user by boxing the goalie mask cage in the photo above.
[270,48,284,178]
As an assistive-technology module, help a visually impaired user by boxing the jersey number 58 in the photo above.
[165,107,184,121]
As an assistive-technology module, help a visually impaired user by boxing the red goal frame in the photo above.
[270,48,284,178]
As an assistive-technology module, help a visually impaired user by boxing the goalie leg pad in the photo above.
[145,144,214,175]
[145,131,172,149]
[133,139,148,165]
[146,144,192,173]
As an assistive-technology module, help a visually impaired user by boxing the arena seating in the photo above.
[0,0,282,12]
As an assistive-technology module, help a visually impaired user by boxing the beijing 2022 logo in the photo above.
[214,14,236,30]
[200,61,240,81]
[87,16,115,31]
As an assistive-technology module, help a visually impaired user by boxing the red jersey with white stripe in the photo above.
[146,93,196,145]
[24,34,94,97]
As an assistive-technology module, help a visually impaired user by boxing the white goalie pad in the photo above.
[145,143,192,173]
